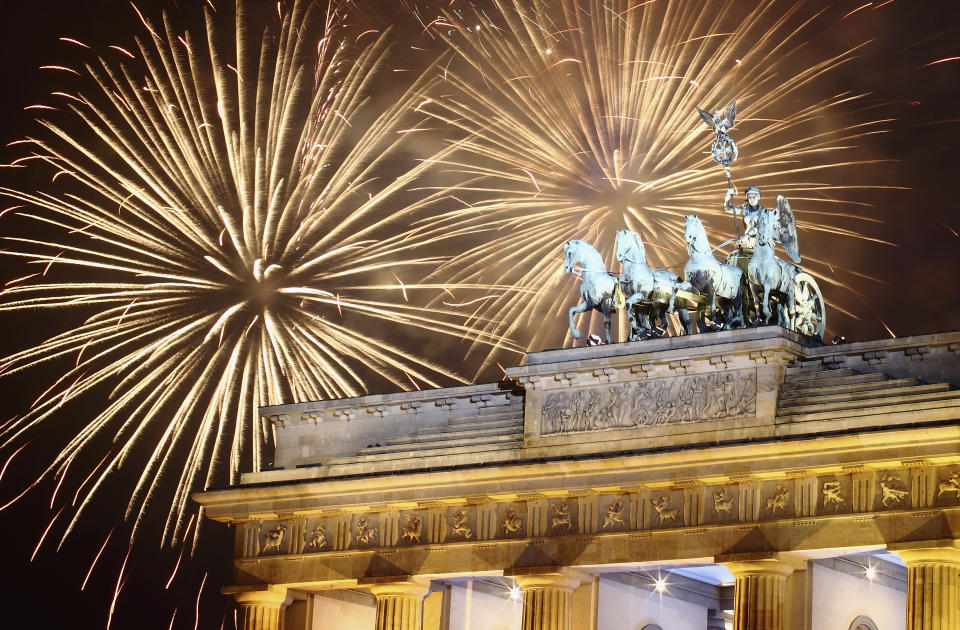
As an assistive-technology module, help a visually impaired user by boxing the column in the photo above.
[233,586,288,630]
[514,572,584,630]
[370,579,431,630]
[721,559,795,630]
[891,543,960,630]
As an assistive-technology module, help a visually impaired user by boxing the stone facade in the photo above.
[196,327,960,629]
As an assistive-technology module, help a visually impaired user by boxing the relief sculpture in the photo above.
[305,525,328,551]
[822,481,845,511]
[551,504,571,531]
[541,371,756,434]
[713,488,735,517]
[261,524,286,555]
[601,501,625,529]
[451,510,473,539]
[651,496,679,524]
[502,507,523,534]
[401,514,423,543]
[937,472,960,500]
[765,485,790,514]
[356,517,378,545]
[879,474,909,507]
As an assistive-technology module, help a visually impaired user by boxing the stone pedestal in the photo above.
[370,580,431,630]
[722,559,795,630]
[891,544,960,630]
[233,586,288,630]
[515,572,584,630]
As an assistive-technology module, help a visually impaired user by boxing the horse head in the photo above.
[615,229,646,264]
[563,240,576,274]
[684,215,709,254]
[755,209,775,249]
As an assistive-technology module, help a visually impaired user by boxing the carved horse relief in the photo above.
[563,239,619,344]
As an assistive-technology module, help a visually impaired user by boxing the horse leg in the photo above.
[728,282,744,329]
[568,301,589,340]
[678,305,692,335]
[601,298,613,344]
[762,283,773,325]
[626,295,641,341]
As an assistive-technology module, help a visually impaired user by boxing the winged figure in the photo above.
[697,99,737,135]
[772,195,800,263]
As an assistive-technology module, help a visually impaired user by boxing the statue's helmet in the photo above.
[745,185,761,198]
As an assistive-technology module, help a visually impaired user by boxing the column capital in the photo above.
[889,540,960,565]
[366,577,431,599]
[718,553,798,579]
[510,567,589,592]
[228,585,289,606]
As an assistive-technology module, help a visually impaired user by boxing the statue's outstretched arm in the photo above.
[723,188,739,215]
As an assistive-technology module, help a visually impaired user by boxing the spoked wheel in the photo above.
[791,273,826,338]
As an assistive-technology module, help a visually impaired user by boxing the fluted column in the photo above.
[891,544,960,630]
[370,580,431,630]
[722,559,794,630]
[233,586,288,630]
[515,572,583,630]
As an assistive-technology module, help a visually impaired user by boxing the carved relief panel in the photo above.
[648,492,682,529]
[711,486,738,521]
[303,517,330,552]
[599,495,628,531]
[934,469,960,506]
[819,477,850,514]
[540,370,757,435]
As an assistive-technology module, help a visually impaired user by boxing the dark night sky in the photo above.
[0,1,958,628]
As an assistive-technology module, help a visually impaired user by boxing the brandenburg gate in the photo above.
[195,327,960,630]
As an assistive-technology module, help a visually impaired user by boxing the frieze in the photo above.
[540,370,756,434]
[235,464,960,559]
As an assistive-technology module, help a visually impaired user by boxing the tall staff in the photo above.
[696,100,739,238]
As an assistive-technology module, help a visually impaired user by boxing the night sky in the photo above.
[0,1,958,628]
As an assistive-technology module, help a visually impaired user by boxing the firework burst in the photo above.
[417,0,901,359]
[0,0,506,548]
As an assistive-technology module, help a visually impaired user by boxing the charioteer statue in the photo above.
[561,99,827,345]
[723,185,801,264]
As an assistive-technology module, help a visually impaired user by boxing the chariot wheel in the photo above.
[791,272,825,338]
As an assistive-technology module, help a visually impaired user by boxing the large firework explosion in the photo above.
[0,0,509,561]
[415,0,904,360]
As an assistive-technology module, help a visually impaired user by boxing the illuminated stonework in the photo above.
[197,327,960,630]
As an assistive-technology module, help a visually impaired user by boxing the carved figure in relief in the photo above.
[305,525,328,551]
[651,496,680,523]
[451,510,473,539]
[822,482,846,511]
[879,474,909,507]
[601,501,625,529]
[401,514,423,543]
[502,507,523,534]
[937,472,960,500]
[356,517,378,545]
[261,524,286,554]
[713,488,735,516]
[551,503,572,531]
[765,485,789,514]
